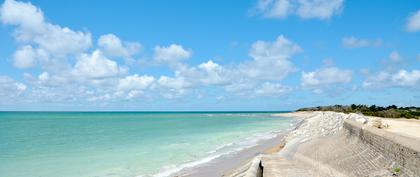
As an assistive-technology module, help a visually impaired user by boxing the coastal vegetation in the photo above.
[296,104,420,119]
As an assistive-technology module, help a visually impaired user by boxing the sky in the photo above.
[0,0,419,111]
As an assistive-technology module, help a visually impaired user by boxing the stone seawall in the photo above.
[343,120,420,176]
[225,113,420,177]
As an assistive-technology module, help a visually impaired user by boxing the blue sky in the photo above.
[0,0,419,111]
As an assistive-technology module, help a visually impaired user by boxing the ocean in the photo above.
[0,112,293,177]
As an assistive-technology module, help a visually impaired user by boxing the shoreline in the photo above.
[166,115,300,177]
[172,131,289,177]
[144,111,420,177]
[225,111,420,177]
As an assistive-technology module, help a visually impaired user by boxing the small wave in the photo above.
[152,153,223,177]
[152,128,291,177]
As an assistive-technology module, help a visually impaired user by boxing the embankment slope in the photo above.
[226,111,420,177]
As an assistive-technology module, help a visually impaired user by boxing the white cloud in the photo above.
[125,90,143,100]
[157,76,192,90]
[223,79,256,94]
[256,0,344,20]
[301,67,352,87]
[0,0,44,34]
[38,72,49,82]
[117,74,154,91]
[341,37,382,48]
[0,0,92,57]
[154,44,191,66]
[406,10,420,32]
[363,70,420,88]
[254,82,288,96]
[392,70,420,87]
[0,76,27,102]
[162,35,301,96]
[198,60,221,72]
[98,34,141,58]
[12,45,37,68]
[197,60,228,85]
[296,0,344,20]
[165,35,301,96]
[15,82,27,92]
[73,50,126,79]
[156,76,193,99]
[1,1,304,103]
[33,24,92,57]
[244,35,301,80]
[256,0,291,18]
[0,0,305,103]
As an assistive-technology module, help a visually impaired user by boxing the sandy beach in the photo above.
[171,114,301,177]
[370,116,420,139]
[224,111,420,177]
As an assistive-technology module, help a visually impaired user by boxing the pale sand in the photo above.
[368,116,420,139]
[278,111,420,140]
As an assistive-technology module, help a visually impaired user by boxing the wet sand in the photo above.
[173,132,289,177]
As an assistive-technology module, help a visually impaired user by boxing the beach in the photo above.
[171,113,306,177]
[225,111,420,177]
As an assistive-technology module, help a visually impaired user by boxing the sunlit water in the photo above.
[0,112,292,177]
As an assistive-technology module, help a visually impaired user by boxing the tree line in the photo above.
[296,104,419,119]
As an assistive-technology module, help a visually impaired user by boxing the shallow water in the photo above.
[0,112,292,177]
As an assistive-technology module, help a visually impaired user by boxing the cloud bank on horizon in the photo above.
[0,0,419,110]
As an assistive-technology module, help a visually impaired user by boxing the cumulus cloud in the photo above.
[154,44,191,67]
[0,76,27,93]
[0,0,44,35]
[98,34,141,58]
[157,76,192,98]
[157,76,192,90]
[363,70,420,88]
[197,60,228,85]
[244,35,301,80]
[255,0,344,20]
[297,0,344,19]
[0,0,91,56]
[392,70,420,87]
[341,37,382,48]
[254,82,289,96]
[0,0,153,103]
[73,50,127,79]
[117,74,154,91]
[33,25,92,57]
[301,66,352,93]
[406,10,420,32]
[12,45,38,68]
[166,35,301,96]
[256,0,291,18]
[1,0,303,103]
[0,76,27,103]
[1,0,92,58]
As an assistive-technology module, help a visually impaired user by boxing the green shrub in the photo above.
[296,104,419,119]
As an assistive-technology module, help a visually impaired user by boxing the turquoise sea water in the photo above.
[0,112,292,177]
